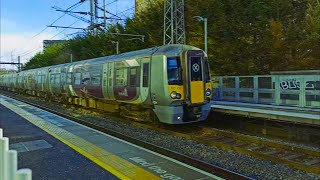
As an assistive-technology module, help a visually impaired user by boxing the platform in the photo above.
[211,101,320,126]
[0,95,221,179]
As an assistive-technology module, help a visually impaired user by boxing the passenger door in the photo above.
[102,62,115,100]
[187,51,205,104]
[140,58,150,103]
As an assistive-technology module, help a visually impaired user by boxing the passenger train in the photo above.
[0,44,212,124]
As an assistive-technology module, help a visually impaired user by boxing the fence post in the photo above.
[15,169,32,180]
[0,137,9,180]
[274,75,281,105]
[253,76,259,103]
[8,150,18,180]
[219,77,223,100]
[299,76,306,107]
[235,77,240,102]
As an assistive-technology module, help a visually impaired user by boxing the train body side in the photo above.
[0,44,212,124]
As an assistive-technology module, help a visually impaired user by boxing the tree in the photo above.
[24,0,319,74]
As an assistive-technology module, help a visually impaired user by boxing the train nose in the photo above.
[192,106,200,114]
[183,105,203,122]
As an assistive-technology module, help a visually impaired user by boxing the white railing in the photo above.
[211,74,320,108]
[0,128,32,180]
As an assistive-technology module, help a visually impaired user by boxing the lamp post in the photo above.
[193,16,208,54]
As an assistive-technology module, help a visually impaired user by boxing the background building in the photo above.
[43,40,66,52]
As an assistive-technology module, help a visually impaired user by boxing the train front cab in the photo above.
[152,49,212,124]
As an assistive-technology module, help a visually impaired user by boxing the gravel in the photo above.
[2,91,320,180]
[215,128,320,152]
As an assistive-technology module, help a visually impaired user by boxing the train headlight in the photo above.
[176,93,181,99]
[170,91,177,99]
[205,89,211,96]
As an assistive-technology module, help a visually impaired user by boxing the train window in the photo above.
[115,68,128,86]
[91,76,101,85]
[66,73,72,84]
[38,75,42,83]
[41,75,45,83]
[74,73,81,85]
[91,72,101,86]
[167,57,182,85]
[81,72,91,85]
[129,67,139,87]
[36,76,40,84]
[60,73,66,84]
[190,56,202,81]
[27,76,33,83]
[143,63,149,87]
[50,74,55,84]
[55,74,61,84]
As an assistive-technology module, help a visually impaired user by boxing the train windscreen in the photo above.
[190,56,203,81]
[167,57,182,85]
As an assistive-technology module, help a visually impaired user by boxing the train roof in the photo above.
[2,44,202,74]
[71,44,200,65]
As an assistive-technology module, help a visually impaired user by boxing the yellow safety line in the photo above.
[1,100,160,180]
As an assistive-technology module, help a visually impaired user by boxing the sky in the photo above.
[0,0,135,70]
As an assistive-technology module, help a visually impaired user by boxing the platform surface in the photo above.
[0,95,222,180]
[211,101,320,125]
[0,101,117,179]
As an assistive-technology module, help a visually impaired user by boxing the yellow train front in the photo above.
[150,44,212,124]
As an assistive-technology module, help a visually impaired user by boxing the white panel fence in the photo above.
[211,74,320,108]
[0,128,32,180]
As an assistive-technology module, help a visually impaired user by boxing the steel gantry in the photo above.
[163,0,186,45]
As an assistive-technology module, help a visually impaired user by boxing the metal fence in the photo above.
[211,74,320,108]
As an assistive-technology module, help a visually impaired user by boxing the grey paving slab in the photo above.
[98,141,142,155]
[70,128,101,137]
[61,124,91,132]
[23,139,53,152]
[10,143,28,153]
[83,134,115,145]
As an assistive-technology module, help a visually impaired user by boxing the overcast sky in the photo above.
[0,0,135,70]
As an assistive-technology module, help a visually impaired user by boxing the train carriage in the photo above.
[0,44,212,124]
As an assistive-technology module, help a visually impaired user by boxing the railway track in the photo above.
[134,123,320,175]
[1,93,248,179]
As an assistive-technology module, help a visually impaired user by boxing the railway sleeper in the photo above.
[247,145,264,151]
[283,154,303,160]
[232,141,248,147]
[207,136,224,141]
[262,149,282,155]
[217,138,235,144]
[305,159,320,166]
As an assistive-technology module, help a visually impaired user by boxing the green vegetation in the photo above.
[0,69,15,75]
[24,0,320,75]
